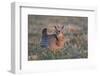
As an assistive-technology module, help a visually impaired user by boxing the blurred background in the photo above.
[28,15,88,60]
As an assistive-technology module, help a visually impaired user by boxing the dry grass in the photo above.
[28,15,88,60]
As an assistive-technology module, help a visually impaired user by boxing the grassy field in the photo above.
[28,15,88,60]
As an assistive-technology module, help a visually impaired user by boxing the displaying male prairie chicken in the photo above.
[40,25,66,54]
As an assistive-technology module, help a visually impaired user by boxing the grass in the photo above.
[28,32,88,60]
[28,15,88,60]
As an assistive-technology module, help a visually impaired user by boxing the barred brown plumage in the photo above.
[41,25,66,54]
